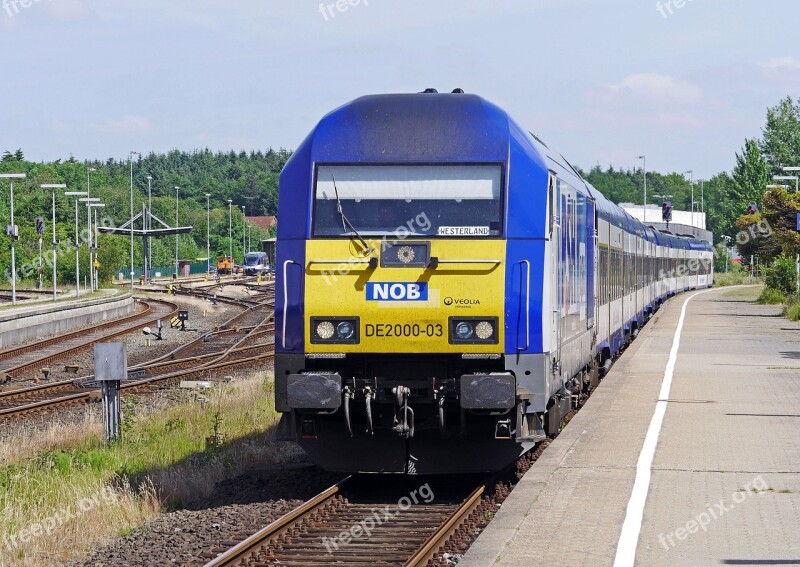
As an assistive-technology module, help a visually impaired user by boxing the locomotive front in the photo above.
[275,94,546,474]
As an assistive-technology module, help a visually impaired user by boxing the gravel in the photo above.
[75,466,341,567]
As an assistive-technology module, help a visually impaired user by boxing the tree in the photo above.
[760,96,800,173]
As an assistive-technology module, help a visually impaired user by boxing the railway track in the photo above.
[145,285,272,309]
[0,302,275,419]
[201,442,551,567]
[0,299,180,382]
[200,476,477,567]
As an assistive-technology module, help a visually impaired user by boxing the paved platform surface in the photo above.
[461,286,800,566]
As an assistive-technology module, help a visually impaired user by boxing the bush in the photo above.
[714,270,751,287]
[757,287,785,304]
[785,299,800,321]
[765,256,797,295]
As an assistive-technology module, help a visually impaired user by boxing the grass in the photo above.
[756,287,785,305]
[784,295,800,321]
[747,285,800,322]
[714,271,757,287]
[0,371,294,566]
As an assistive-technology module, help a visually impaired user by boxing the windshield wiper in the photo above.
[332,174,373,255]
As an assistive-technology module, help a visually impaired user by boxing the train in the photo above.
[243,251,271,276]
[274,91,714,474]
[216,255,234,275]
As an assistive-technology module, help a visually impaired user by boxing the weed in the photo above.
[757,287,785,304]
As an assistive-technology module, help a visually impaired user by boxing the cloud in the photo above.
[605,73,703,105]
[42,0,90,20]
[98,115,152,134]
[760,57,800,81]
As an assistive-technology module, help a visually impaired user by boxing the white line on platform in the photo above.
[613,289,712,567]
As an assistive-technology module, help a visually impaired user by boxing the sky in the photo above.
[0,0,798,180]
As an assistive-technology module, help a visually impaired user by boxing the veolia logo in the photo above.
[366,282,428,301]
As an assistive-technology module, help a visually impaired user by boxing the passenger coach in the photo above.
[274,91,713,474]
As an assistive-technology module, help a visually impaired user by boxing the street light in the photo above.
[65,191,88,296]
[0,173,26,305]
[637,155,647,222]
[774,175,799,193]
[228,199,233,265]
[129,151,140,290]
[86,168,96,291]
[146,175,153,283]
[684,170,694,228]
[174,186,180,278]
[80,197,102,291]
[241,205,246,256]
[40,184,66,302]
[88,202,105,288]
[206,193,211,279]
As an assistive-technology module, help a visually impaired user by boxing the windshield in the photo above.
[313,164,503,237]
[244,253,264,266]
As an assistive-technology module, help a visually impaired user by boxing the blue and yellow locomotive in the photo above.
[275,91,713,474]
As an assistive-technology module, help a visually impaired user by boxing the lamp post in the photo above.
[700,178,705,221]
[0,173,25,305]
[721,235,732,273]
[684,170,694,228]
[146,175,152,283]
[65,191,88,296]
[175,186,180,279]
[241,205,246,256]
[80,197,101,291]
[88,203,105,289]
[637,155,646,222]
[228,199,233,265]
[129,151,140,289]
[86,167,96,291]
[40,184,66,302]
[206,193,211,278]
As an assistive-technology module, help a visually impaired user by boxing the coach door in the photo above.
[550,173,562,376]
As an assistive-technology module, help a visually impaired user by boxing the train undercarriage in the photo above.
[275,353,598,474]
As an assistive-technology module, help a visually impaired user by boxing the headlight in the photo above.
[311,317,360,344]
[449,317,498,344]
[455,322,474,340]
[336,321,354,340]
[316,321,335,340]
[474,321,494,340]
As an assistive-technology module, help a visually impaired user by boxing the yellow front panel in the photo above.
[305,239,506,353]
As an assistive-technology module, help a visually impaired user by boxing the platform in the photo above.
[0,289,133,349]
[461,286,800,566]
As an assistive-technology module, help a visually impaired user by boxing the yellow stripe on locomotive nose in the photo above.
[304,239,506,353]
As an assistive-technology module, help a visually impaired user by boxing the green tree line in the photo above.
[580,96,800,254]
[0,148,290,286]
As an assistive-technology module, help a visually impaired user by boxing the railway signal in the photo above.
[35,216,44,235]
[661,201,672,222]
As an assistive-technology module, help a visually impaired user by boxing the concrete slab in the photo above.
[460,286,800,566]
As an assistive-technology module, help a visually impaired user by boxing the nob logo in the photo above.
[366,282,428,302]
